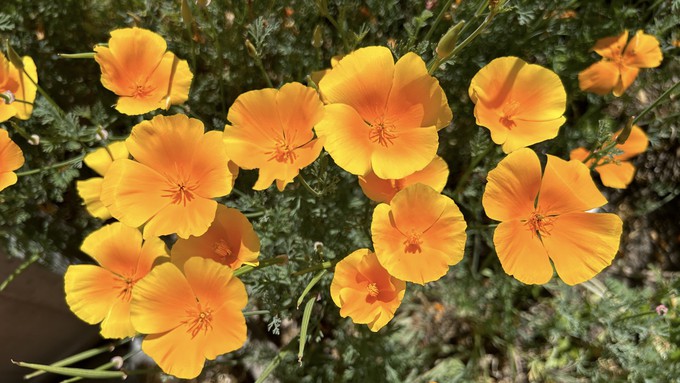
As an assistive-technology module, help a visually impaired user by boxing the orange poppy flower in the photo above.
[468,56,567,153]
[0,129,24,191]
[223,82,325,191]
[316,46,451,179]
[482,148,623,285]
[64,222,168,338]
[94,27,193,115]
[130,257,247,379]
[171,204,260,269]
[570,125,648,189]
[76,141,129,219]
[330,248,406,332]
[359,155,449,204]
[579,30,663,97]
[101,114,237,239]
[371,183,467,284]
[0,52,37,122]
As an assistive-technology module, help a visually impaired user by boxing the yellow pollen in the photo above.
[213,239,233,260]
[403,231,423,254]
[367,283,379,297]
[183,306,214,338]
[368,119,397,147]
[499,100,520,130]
[267,140,298,163]
[524,210,556,238]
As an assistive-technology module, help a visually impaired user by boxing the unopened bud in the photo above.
[195,0,211,7]
[95,127,109,141]
[436,21,465,59]
[181,0,194,30]
[28,134,40,145]
[110,356,124,370]
[312,25,323,48]
[225,12,235,28]
[1,90,14,104]
[616,116,634,145]
[313,241,324,252]
[245,39,258,58]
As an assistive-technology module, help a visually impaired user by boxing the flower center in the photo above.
[162,180,197,206]
[116,276,136,302]
[524,210,556,238]
[366,282,379,297]
[183,305,214,338]
[213,239,233,261]
[267,140,298,163]
[403,230,423,253]
[132,84,153,99]
[368,118,397,147]
[499,100,520,130]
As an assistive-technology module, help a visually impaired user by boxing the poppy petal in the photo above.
[482,148,541,221]
[142,327,206,379]
[80,222,143,276]
[615,125,648,161]
[314,104,373,176]
[143,197,217,239]
[596,161,636,189]
[493,221,553,284]
[100,300,135,339]
[11,56,38,120]
[84,142,129,176]
[623,30,663,68]
[612,65,639,97]
[500,117,565,153]
[64,265,123,325]
[578,61,620,95]
[592,30,628,60]
[538,155,607,214]
[370,125,439,180]
[542,212,622,285]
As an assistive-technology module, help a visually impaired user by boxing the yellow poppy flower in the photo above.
[171,204,260,269]
[371,183,467,284]
[469,56,567,153]
[579,30,663,97]
[0,129,24,191]
[101,114,237,239]
[76,141,129,219]
[330,248,406,332]
[359,155,449,204]
[223,82,325,191]
[64,222,168,338]
[570,125,649,189]
[482,148,623,285]
[316,46,451,179]
[0,52,37,122]
[95,27,193,115]
[130,257,247,379]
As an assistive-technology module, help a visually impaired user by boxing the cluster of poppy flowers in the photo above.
[0,23,664,379]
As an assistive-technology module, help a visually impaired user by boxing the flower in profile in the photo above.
[64,222,168,338]
[579,30,663,96]
[130,257,247,379]
[468,56,567,153]
[76,141,129,219]
[0,51,37,122]
[330,249,406,332]
[359,155,449,204]
[171,204,260,269]
[371,183,467,284]
[482,148,623,285]
[0,129,24,191]
[570,125,648,189]
[101,114,236,239]
[223,82,325,191]
[95,27,193,115]
[316,46,451,179]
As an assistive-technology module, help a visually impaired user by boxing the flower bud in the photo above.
[616,116,634,145]
[245,39,258,58]
[28,134,40,146]
[312,25,323,48]
[1,90,14,104]
[435,21,465,59]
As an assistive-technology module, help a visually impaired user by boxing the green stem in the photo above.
[322,11,350,52]
[254,54,274,88]
[0,254,40,292]
[632,80,680,126]
[244,310,270,317]
[453,144,494,196]
[57,52,96,59]
[24,339,129,379]
[292,260,337,277]
[423,0,456,43]
[21,66,64,116]
[15,154,86,177]
[233,255,287,277]
[297,174,322,197]
[58,349,139,383]
[428,2,496,75]
[614,310,657,323]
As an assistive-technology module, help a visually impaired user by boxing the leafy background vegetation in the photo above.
[1,0,679,381]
